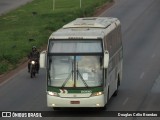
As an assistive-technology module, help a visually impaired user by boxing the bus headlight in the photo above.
[47,91,59,97]
[91,92,103,97]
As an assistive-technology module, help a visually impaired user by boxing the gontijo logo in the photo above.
[81,90,92,93]
[59,89,68,94]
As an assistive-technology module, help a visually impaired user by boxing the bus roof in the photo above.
[49,17,120,39]
[63,17,118,28]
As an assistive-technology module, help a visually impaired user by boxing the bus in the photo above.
[40,17,123,110]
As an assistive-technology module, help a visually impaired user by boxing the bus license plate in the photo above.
[70,101,80,104]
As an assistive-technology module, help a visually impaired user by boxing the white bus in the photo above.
[40,17,123,110]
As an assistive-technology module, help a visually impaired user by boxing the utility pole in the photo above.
[80,0,81,8]
[53,0,55,11]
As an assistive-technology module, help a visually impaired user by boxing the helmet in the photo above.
[32,46,37,52]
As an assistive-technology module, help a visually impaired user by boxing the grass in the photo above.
[0,0,111,74]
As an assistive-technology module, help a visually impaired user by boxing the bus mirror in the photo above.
[104,51,109,68]
[40,51,47,68]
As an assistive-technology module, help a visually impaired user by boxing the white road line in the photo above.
[0,68,26,87]
[123,97,129,105]
[0,75,17,87]
[140,72,145,79]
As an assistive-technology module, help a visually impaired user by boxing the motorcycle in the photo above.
[30,59,37,78]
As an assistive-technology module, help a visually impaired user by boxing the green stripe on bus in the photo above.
[47,86,103,93]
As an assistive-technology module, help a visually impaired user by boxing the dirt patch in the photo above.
[0,1,114,84]
[0,58,28,83]
[94,1,114,17]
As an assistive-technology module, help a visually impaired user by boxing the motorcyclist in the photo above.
[28,46,40,73]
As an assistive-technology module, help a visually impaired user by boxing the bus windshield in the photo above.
[48,40,102,54]
[48,55,103,87]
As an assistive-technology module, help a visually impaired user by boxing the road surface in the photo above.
[0,0,33,15]
[1,0,160,119]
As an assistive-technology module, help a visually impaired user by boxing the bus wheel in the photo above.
[53,107,60,111]
[113,80,119,96]
[100,104,107,111]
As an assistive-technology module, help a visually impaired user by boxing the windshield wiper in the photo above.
[76,63,89,88]
[61,60,89,88]
[61,72,72,88]
[61,62,74,88]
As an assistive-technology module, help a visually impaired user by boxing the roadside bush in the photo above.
[0,62,9,74]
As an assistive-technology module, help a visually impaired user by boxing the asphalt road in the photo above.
[1,0,160,119]
[0,0,33,15]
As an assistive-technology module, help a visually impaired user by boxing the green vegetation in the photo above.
[0,0,110,74]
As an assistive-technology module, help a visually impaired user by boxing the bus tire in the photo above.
[107,87,109,103]
[100,104,107,111]
[113,78,120,96]
[53,107,60,111]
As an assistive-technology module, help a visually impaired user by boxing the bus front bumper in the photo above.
[47,94,105,107]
